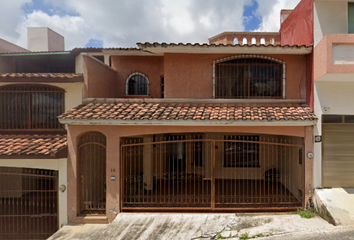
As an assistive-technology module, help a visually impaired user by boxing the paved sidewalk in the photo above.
[48,213,352,240]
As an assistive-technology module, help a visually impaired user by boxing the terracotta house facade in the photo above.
[60,30,316,223]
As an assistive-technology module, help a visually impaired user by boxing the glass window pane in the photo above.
[348,3,354,33]
[323,115,343,123]
[345,115,354,123]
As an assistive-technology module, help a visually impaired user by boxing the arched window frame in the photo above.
[212,55,286,99]
[0,84,65,130]
[125,72,150,96]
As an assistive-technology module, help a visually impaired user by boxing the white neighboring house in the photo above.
[313,0,354,188]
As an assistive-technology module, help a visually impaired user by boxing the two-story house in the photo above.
[0,28,83,239]
[59,29,316,223]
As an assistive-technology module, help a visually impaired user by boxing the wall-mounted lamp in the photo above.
[315,135,322,143]
[323,107,330,113]
[59,184,66,193]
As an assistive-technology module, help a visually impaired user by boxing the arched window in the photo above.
[251,38,256,45]
[233,38,238,45]
[242,38,247,45]
[0,84,65,129]
[78,131,106,215]
[125,73,149,96]
[213,55,285,99]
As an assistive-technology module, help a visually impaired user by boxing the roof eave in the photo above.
[136,45,313,55]
[59,119,317,127]
[0,76,84,83]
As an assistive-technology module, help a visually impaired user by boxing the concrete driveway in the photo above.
[48,213,345,240]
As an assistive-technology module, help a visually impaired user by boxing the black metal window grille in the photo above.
[161,75,164,98]
[0,84,65,130]
[223,135,260,168]
[127,74,149,95]
[215,57,283,99]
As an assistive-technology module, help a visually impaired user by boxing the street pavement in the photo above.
[48,213,354,240]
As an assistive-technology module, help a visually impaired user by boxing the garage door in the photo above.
[323,115,354,187]
[0,167,58,240]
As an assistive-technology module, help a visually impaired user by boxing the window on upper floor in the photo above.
[0,84,65,130]
[214,55,285,99]
[349,3,354,33]
[125,73,149,96]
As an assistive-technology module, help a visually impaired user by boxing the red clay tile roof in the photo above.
[0,73,82,79]
[0,134,67,156]
[137,42,313,49]
[59,101,316,122]
[0,50,70,55]
[0,73,83,82]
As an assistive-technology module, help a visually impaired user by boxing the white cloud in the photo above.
[0,0,302,50]
[0,0,30,42]
[255,0,301,32]
[15,10,91,50]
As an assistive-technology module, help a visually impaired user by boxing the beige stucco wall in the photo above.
[314,1,348,46]
[66,124,313,223]
[0,159,67,228]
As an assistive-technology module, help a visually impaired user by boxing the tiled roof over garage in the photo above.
[59,100,317,122]
[0,73,83,83]
[0,134,67,156]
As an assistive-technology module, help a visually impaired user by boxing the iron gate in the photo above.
[0,167,58,240]
[121,135,303,211]
[78,131,106,215]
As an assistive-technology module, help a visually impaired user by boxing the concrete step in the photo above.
[314,188,354,226]
[71,215,108,224]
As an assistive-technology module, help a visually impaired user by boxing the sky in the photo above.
[0,0,301,50]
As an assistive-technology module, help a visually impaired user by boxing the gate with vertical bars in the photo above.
[121,134,304,211]
[0,167,58,240]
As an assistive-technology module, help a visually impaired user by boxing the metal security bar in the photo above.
[0,167,58,240]
[215,135,303,209]
[127,74,149,95]
[78,132,106,215]
[122,135,212,210]
[215,58,283,99]
[0,85,65,130]
[121,134,303,211]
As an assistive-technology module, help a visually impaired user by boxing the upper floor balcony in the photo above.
[314,34,354,81]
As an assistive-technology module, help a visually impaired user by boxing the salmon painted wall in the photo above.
[306,52,314,109]
[111,56,164,98]
[83,54,117,98]
[164,53,307,99]
[66,124,309,223]
[280,0,314,46]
